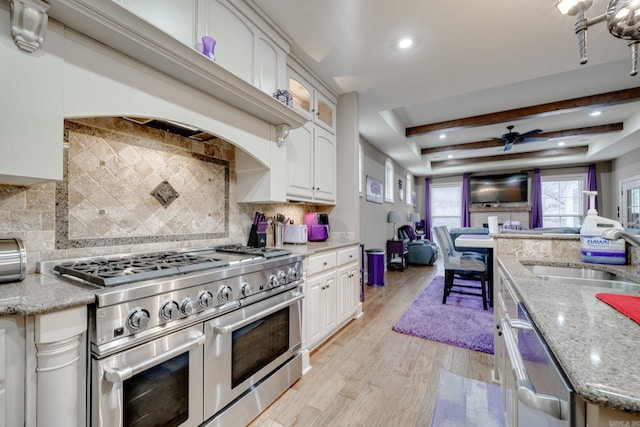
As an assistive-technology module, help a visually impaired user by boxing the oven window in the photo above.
[123,352,189,427]
[231,307,289,388]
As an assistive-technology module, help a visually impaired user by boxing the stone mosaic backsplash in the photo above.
[60,120,230,247]
[0,117,314,272]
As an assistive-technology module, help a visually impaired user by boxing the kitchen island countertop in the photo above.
[498,255,640,413]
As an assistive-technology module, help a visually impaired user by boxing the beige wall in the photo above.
[359,137,418,253]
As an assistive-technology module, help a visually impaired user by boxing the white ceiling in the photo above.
[252,0,640,176]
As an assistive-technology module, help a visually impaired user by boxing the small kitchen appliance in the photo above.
[0,238,26,284]
[283,224,308,244]
[303,212,330,242]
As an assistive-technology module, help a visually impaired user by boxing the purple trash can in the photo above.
[365,249,385,286]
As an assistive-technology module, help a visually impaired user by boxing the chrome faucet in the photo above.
[600,229,640,248]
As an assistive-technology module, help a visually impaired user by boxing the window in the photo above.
[541,175,585,227]
[431,183,462,229]
[384,159,394,202]
[405,173,413,206]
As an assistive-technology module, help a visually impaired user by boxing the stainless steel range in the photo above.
[39,245,305,427]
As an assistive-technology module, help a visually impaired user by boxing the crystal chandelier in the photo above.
[557,0,640,75]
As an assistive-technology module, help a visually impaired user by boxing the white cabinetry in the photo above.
[0,317,25,427]
[114,0,289,96]
[0,7,64,186]
[304,245,361,353]
[337,246,361,324]
[196,0,289,95]
[0,307,87,427]
[305,251,337,349]
[286,122,336,204]
[286,66,337,204]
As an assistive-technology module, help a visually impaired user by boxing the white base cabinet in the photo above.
[0,307,87,427]
[303,245,362,355]
[0,317,25,427]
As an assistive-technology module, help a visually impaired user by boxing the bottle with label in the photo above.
[580,191,626,264]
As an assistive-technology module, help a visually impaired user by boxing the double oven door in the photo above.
[91,324,205,427]
[203,285,303,421]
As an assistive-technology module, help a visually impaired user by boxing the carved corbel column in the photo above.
[9,0,50,53]
[275,124,290,147]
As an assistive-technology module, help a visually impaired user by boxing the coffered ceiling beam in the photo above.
[431,146,588,168]
[420,123,623,155]
[406,87,640,137]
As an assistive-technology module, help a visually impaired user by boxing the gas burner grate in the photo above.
[214,245,292,258]
[54,252,229,287]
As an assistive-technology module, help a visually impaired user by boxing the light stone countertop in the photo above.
[0,273,96,316]
[0,241,362,317]
[498,255,640,413]
[282,240,362,256]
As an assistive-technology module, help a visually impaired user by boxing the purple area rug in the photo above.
[392,275,494,354]
[431,371,505,427]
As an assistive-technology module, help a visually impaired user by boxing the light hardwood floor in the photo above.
[248,259,495,427]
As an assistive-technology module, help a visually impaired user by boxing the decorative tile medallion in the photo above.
[151,180,179,208]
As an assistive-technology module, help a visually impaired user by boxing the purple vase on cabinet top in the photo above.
[201,36,216,60]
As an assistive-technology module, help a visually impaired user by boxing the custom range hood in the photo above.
[5,0,306,200]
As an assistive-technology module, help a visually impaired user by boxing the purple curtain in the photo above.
[424,177,432,241]
[588,163,598,211]
[461,173,470,227]
[530,168,543,229]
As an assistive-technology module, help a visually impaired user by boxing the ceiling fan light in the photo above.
[557,0,592,15]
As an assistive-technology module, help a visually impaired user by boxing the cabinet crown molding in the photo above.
[43,0,307,128]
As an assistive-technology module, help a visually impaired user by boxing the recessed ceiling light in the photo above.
[557,141,566,146]
[447,154,453,159]
[589,110,602,117]
[398,38,413,49]
[439,133,447,140]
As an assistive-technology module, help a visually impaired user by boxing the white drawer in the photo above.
[337,246,360,266]
[308,251,337,276]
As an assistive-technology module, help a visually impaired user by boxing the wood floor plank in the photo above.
[248,260,494,427]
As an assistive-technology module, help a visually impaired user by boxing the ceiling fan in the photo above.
[493,125,546,151]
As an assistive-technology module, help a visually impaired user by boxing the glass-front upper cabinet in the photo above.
[288,68,336,133]
[315,91,334,131]
[289,75,312,118]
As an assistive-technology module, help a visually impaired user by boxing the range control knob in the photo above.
[241,282,253,297]
[287,267,298,281]
[199,291,215,308]
[160,301,180,320]
[128,309,150,331]
[277,270,287,284]
[180,298,197,316]
[218,286,233,302]
[268,274,278,288]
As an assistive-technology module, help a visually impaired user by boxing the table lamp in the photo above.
[387,210,402,240]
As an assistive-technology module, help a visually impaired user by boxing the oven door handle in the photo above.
[213,293,304,335]
[103,332,206,383]
[499,318,565,420]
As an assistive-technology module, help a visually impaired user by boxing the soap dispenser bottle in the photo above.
[580,191,626,264]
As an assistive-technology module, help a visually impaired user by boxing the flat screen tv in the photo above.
[469,173,528,204]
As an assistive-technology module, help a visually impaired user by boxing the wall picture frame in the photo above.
[399,179,404,201]
[366,175,383,203]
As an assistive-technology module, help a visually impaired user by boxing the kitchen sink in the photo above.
[525,265,640,291]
